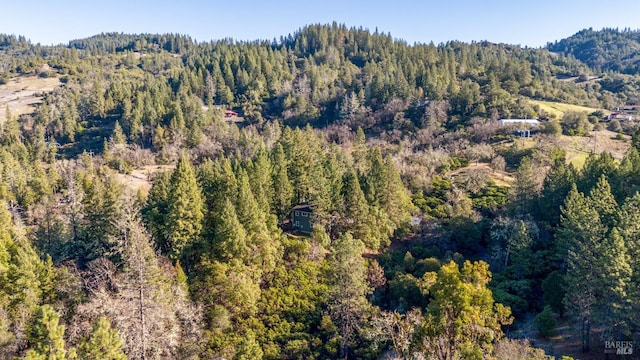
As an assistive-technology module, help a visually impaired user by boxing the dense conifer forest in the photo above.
[0,24,639,359]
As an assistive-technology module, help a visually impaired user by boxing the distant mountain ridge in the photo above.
[58,27,640,77]
[547,28,640,74]
[2,24,640,127]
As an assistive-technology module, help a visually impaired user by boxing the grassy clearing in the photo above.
[490,171,514,187]
[559,130,630,170]
[449,162,514,187]
[113,165,175,195]
[0,75,61,123]
[568,152,589,168]
[529,100,609,119]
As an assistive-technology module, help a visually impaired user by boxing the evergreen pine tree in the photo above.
[271,143,293,222]
[511,157,538,214]
[301,126,332,220]
[631,127,640,152]
[1,201,56,344]
[111,121,126,145]
[576,152,616,194]
[363,147,386,206]
[595,228,632,338]
[235,169,266,237]
[77,317,127,360]
[90,80,106,118]
[247,148,273,216]
[559,185,606,352]
[617,193,640,336]
[214,199,248,262]
[341,168,375,248]
[586,175,618,229]
[218,157,239,204]
[287,128,313,204]
[383,155,413,227]
[555,184,605,268]
[25,305,67,360]
[611,147,640,200]
[538,159,577,225]
[0,203,14,351]
[166,155,204,261]
[80,174,122,263]
[142,171,172,254]
[323,146,345,213]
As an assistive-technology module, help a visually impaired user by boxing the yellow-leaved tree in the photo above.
[416,260,513,360]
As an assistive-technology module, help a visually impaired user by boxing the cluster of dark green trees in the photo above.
[484,148,640,348]
[542,150,640,351]
[139,125,417,357]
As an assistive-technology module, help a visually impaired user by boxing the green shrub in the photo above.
[533,305,557,338]
[561,111,591,136]
[414,257,441,276]
[542,271,565,316]
[107,158,133,174]
[542,120,562,137]
[607,119,622,132]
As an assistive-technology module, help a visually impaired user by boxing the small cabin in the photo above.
[291,204,314,233]
[224,110,238,118]
[608,112,633,121]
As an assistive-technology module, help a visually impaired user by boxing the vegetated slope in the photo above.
[1,25,640,360]
[548,27,640,74]
[1,25,630,146]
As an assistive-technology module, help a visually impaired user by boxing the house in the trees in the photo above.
[224,110,238,118]
[498,119,540,127]
[499,119,540,138]
[291,204,314,233]
[607,112,633,121]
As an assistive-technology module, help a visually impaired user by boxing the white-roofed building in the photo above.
[498,119,540,126]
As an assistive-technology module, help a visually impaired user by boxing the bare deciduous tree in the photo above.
[70,193,202,359]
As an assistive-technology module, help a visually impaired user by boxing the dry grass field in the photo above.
[559,130,630,168]
[0,75,61,123]
[530,99,610,119]
[113,165,175,194]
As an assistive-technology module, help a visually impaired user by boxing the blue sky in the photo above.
[3,0,640,47]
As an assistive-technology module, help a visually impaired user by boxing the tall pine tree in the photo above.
[340,168,375,248]
[537,159,577,226]
[271,143,293,222]
[166,155,204,262]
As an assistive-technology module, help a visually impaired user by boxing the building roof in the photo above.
[499,119,540,126]
[292,204,314,213]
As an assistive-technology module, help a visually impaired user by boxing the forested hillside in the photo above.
[548,27,640,74]
[0,25,639,359]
